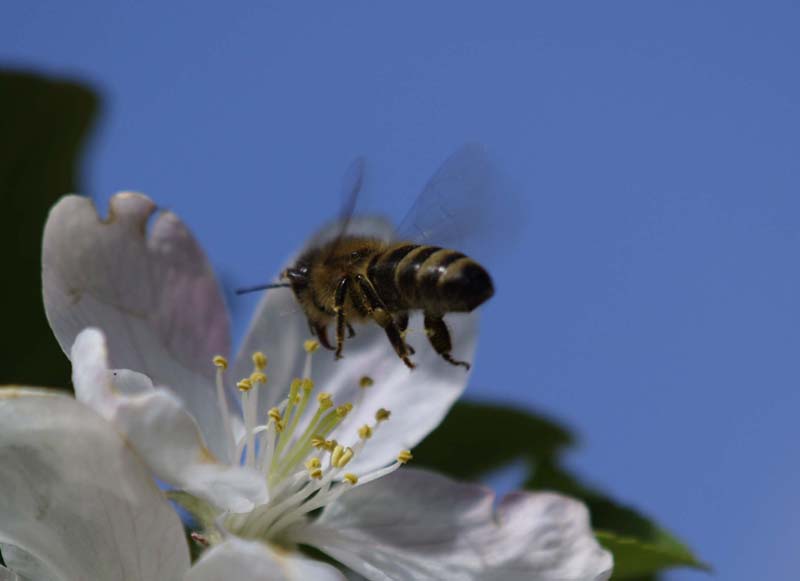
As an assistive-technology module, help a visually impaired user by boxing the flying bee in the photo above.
[239,144,501,370]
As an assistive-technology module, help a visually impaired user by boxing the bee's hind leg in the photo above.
[396,312,415,355]
[424,314,471,370]
[354,275,415,369]
[346,323,356,338]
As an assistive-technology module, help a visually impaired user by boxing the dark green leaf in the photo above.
[0,70,99,388]
[412,399,573,479]
[597,531,711,578]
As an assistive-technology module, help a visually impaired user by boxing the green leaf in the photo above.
[412,399,573,479]
[414,400,709,579]
[597,531,711,579]
[0,70,99,388]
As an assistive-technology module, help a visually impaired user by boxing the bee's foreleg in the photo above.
[334,277,350,360]
[312,322,334,350]
[424,314,470,370]
[354,275,415,369]
[346,323,356,338]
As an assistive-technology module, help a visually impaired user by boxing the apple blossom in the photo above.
[39,192,613,580]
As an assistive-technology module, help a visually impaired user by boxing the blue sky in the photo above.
[3,2,799,579]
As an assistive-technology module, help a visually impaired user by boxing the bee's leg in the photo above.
[346,323,356,338]
[313,323,334,350]
[396,312,415,355]
[397,312,409,334]
[424,313,470,370]
[354,275,415,369]
[334,277,350,360]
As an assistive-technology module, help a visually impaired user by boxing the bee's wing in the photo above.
[395,143,520,262]
[304,156,394,254]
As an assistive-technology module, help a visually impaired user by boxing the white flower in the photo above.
[39,191,613,580]
[0,389,338,580]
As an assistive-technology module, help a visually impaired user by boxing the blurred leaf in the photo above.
[414,400,709,579]
[0,70,99,388]
[412,399,573,479]
[596,531,710,578]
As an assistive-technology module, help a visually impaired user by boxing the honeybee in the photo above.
[239,144,499,370]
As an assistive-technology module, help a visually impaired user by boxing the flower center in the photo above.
[211,341,411,542]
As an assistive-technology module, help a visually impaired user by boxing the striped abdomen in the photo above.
[367,242,494,314]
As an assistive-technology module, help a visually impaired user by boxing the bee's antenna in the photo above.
[235,283,291,295]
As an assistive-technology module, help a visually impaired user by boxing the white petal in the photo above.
[0,545,57,581]
[293,468,613,581]
[0,388,190,581]
[42,193,235,459]
[72,329,266,512]
[234,236,477,473]
[111,368,156,395]
[313,312,477,475]
[186,538,345,581]
[114,389,267,511]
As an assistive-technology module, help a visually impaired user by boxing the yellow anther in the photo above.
[358,424,373,440]
[212,355,228,369]
[336,404,352,418]
[375,408,391,422]
[331,444,344,467]
[343,473,358,485]
[268,407,282,423]
[309,468,323,480]
[304,339,320,353]
[289,378,302,395]
[317,393,333,410]
[336,447,354,468]
[397,450,413,464]
[311,435,327,449]
[324,439,338,452]
[302,378,314,392]
[237,379,253,392]
[250,372,267,385]
[359,375,374,388]
[305,457,321,470]
[251,352,268,370]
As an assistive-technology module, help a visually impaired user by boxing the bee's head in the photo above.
[282,262,310,298]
